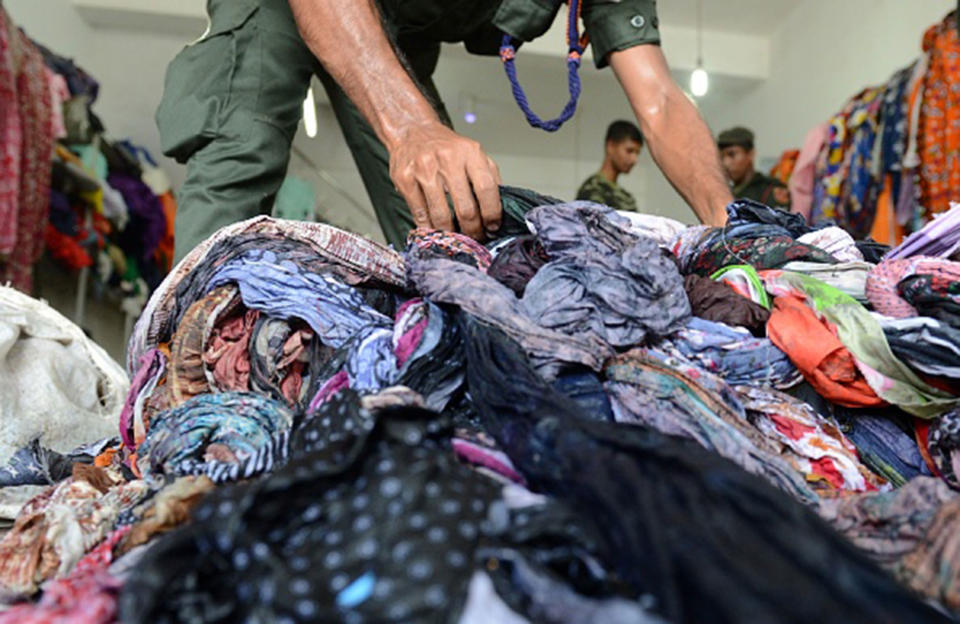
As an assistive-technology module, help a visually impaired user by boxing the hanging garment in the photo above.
[789,123,829,223]
[768,149,799,184]
[0,10,54,292]
[918,13,960,218]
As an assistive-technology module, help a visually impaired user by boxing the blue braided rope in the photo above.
[500,0,585,132]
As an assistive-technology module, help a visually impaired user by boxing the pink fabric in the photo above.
[866,257,960,317]
[46,69,69,139]
[119,349,166,450]
[308,371,350,412]
[0,526,130,624]
[789,123,830,224]
[0,10,54,292]
[452,438,525,484]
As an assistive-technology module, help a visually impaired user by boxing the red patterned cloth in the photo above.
[0,526,130,624]
[0,8,54,293]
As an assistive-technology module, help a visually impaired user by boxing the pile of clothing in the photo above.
[5,193,960,623]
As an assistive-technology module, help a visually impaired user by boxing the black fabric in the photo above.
[683,273,770,336]
[487,235,549,297]
[899,274,960,328]
[461,314,947,624]
[855,239,891,264]
[120,390,501,623]
[725,199,812,238]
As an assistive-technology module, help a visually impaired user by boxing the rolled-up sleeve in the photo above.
[583,0,660,69]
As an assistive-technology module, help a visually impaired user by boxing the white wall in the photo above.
[4,0,193,189]
[707,0,956,161]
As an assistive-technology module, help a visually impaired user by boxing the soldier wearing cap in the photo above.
[717,127,791,210]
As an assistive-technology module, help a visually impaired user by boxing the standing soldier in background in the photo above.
[577,120,643,212]
[718,126,791,210]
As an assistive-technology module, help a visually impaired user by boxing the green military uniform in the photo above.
[158,0,662,260]
[732,171,791,210]
[575,172,638,212]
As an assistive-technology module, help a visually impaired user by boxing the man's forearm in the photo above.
[289,0,438,150]
[610,46,731,226]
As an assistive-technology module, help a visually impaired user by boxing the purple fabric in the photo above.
[895,169,917,227]
[119,349,166,450]
[886,203,960,260]
[107,172,166,262]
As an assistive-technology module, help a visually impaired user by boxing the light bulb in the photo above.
[690,67,709,97]
[464,112,477,124]
[303,87,318,138]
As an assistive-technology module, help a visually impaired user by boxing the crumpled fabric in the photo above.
[0,465,148,597]
[0,286,128,467]
[684,234,837,277]
[899,270,960,328]
[711,264,771,307]
[127,216,406,374]
[604,346,818,505]
[767,295,883,408]
[866,257,960,318]
[682,274,770,336]
[121,391,503,623]
[726,199,813,238]
[882,316,960,380]
[796,226,865,263]
[663,317,800,388]
[119,349,166,451]
[780,261,873,303]
[0,437,115,488]
[734,385,885,495]
[247,317,315,407]
[615,211,687,246]
[486,235,549,297]
[819,476,960,611]
[522,202,690,347]
[462,316,944,624]
[206,249,394,349]
[408,257,611,380]
[0,525,130,624]
[136,392,295,481]
[835,408,932,488]
[405,228,492,272]
[763,270,958,418]
[928,407,960,489]
[392,299,465,412]
[167,286,240,404]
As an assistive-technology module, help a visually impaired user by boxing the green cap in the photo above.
[717,126,755,149]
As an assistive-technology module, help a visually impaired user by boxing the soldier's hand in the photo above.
[388,121,502,240]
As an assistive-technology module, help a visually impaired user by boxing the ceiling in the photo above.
[659,0,798,35]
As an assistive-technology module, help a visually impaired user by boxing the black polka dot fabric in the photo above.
[120,391,501,623]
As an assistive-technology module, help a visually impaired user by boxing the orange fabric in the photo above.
[868,174,905,245]
[918,14,960,218]
[154,191,177,272]
[767,295,885,408]
[769,149,800,184]
[93,447,117,468]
